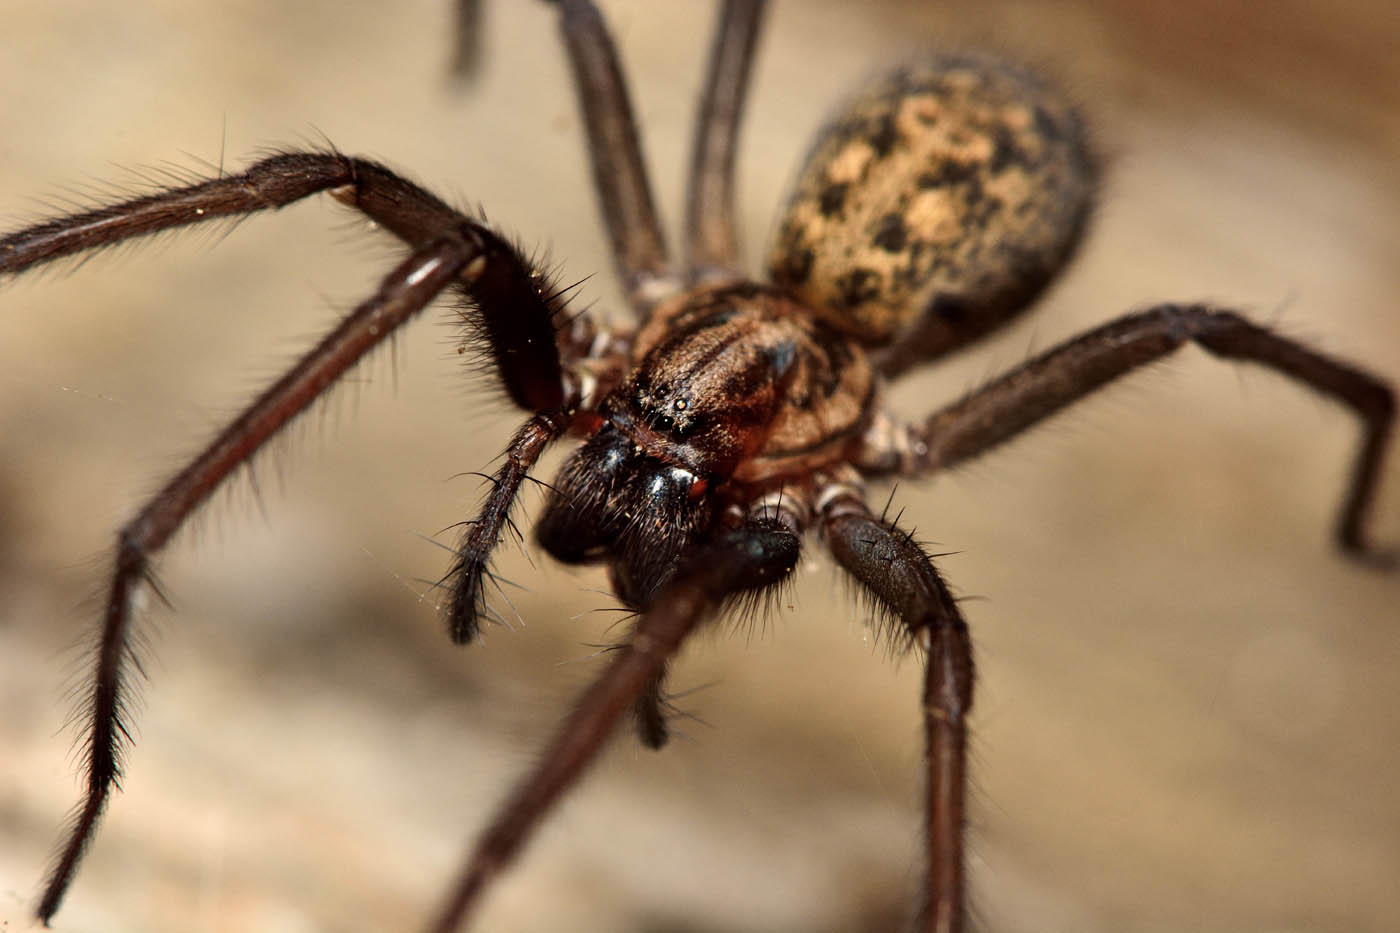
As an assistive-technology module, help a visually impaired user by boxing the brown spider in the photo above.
[3,2,1398,931]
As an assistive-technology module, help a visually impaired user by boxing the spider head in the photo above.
[537,291,802,607]
[537,421,714,608]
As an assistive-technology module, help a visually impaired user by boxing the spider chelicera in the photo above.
[3,1,1396,931]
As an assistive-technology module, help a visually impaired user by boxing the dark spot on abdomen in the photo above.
[869,113,898,158]
[819,182,849,217]
[836,267,881,309]
[872,212,907,253]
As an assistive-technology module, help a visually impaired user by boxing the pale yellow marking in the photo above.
[826,139,876,184]
[894,95,942,138]
[904,189,960,243]
[1002,102,1034,132]
[985,165,1033,209]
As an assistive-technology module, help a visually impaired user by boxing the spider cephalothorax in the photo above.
[539,282,879,607]
[3,1,1393,931]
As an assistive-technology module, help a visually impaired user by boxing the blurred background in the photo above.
[1,1,1397,931]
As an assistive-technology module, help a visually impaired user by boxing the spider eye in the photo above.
[644,405,705,440]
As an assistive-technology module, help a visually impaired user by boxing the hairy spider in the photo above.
[2,1,1400,930]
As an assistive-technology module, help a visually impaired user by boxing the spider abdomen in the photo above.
[769,50,1097,375]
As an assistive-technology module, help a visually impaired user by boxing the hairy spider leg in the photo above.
[0,152,571,411]
[863,304,1396,564]
[0,151,581,923]
[430,507,803,933]
[555,0,766,303]
[819,485,974,933]
[447,409,574,643]
[684,0,767,285]
[38,242,468,921]
[554,0,675,311]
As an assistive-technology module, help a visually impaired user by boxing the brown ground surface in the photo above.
[2,2,1398,932]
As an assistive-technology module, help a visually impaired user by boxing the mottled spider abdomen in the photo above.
[769,50,1097,374]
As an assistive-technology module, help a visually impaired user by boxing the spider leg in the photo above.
[0,151,570,411]
[818,480,973,933]
[35,239,474,923]
[683,0,767,285]
[429,506,802,933]
[450,0,484,80]
[552,0,676,312]
[447,409,573,643]
[632,667,674,749]
[862,303,1396,563]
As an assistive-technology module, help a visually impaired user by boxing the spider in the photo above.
[5,1,1394,930]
